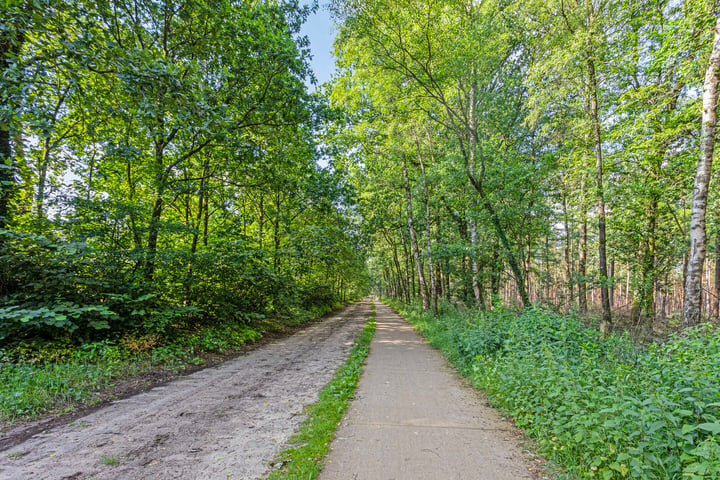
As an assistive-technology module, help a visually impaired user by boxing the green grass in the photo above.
[101,455,119,466]
[267,302,376,480]
[387,298,720,480]
[0,326,258,420]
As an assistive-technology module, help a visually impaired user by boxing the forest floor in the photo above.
[0,301,371,480]
[318,302,546,480]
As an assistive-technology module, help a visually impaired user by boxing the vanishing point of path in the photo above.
[319,302,538,480]
[0,302,372,480]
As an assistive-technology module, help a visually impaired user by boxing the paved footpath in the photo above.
[319,302,536,480]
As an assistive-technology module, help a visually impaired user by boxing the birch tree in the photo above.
[684,10,720,325]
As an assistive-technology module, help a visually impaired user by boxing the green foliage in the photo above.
[0,0,369,350]
[267,303,376,480]
[391,299,720,480]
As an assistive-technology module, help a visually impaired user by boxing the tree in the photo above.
[1,0,370,343]
[684,10,720,326]
[0,1,32,227]
[332,0,538,307]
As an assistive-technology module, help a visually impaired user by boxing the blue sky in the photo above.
[299,1,337,90]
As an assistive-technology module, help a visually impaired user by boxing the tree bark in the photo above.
[144,135,169,281]
[398,216,413,302]
[391,242,405,301]
[416,139,438,316]
[469,201,483,308]
[402,156,428,311]
[273,192,282,273]
[491,243,501,302]
[0,20,25,228]
[714,241,720,320]
[578,176,588,315]
[639,198,658,321]
[684,13,720,326]
[587,56,612,334]
[462,80,530,308]
[562,189,575,309]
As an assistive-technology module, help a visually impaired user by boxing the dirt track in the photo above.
[0,301,371,480]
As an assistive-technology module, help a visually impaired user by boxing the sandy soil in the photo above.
[0,301,371,480]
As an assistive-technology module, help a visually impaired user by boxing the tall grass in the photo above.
[1,320,272,420]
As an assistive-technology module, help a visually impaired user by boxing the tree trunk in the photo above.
[273,193,282,273]
[640,198,658,321]
[34,139,52,221]
[609,258,615,308]
[714,241,720,320]
[0,24,24,228]
[258,193,264,249]
[525,234,532,303]
[416,138,438,316]
[491,243,501,302]
[562,189,575,309]
[125,161,143,268]
[469,201,483,308]
[145,133,172,282]
[391,243,405,301]
[145,193,164,281]
[587,56,612,334]
[399,219,413,302]
[545,234,551,302]
[402,156,429,311]
[578,177,588,315]
[202,193,210,247]
[684,13,720,326]
[462,75,529,307]
[185,178,206,299]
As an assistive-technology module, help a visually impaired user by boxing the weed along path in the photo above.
[319,302,537,480]
[0,301,372,480]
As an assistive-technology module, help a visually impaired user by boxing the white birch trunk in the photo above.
[684,13,720,326]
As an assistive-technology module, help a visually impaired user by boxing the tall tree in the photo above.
[332,0,535,307]
[684,10,720,325]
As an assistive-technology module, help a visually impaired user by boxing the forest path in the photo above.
[318,302,540,480]
[0,301,372,480]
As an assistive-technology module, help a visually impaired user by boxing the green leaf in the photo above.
[682,424,698,435]
[697,422,720,435]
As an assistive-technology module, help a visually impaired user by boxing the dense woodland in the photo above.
[0,0,369,346]
[329,0,720,336]
[3,1,720,478]
[2,0,719,344]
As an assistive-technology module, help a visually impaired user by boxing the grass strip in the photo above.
[266,302,376,480]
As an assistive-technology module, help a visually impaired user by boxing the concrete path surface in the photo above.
[319,302,537,480]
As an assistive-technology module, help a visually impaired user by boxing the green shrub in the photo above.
[389,299,720,480]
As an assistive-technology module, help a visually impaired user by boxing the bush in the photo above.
[390,300,720,480]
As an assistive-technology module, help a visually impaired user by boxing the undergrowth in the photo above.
[267,302,376,480]
[387,299,720,480]
[0,302,344,422]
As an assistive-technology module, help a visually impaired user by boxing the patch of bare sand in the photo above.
[0,301,371,480]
